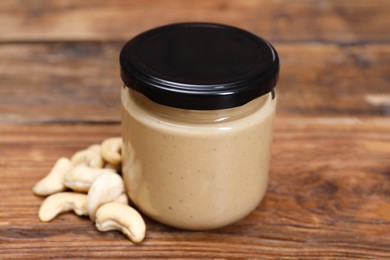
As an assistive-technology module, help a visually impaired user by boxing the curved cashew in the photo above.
[87,172,125,221]
[38,192,88,222]
[63,165,115,192]
[113,193,129,205]
[95,202,146,243]
[71,144,104,168]
[101,137,122,165]
[33,157,72,196]
[104,162,122,173]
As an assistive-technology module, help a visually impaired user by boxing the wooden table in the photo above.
[1,0,389,258]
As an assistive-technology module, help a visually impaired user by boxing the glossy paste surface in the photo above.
[121,88,276,230]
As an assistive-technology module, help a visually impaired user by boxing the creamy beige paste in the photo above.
[121,88,276,230]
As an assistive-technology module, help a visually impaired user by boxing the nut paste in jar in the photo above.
[120,23,279,230]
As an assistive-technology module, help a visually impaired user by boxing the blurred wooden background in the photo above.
[0,0,389,258]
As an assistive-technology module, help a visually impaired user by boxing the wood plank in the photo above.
[0,43,389,124]
[0,0,388,43]
[0,42,122,124]
[0,121,389,258]
[277,44,390,116]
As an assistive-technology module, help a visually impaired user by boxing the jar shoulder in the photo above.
[121,88,276,132]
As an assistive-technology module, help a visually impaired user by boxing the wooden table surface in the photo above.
[1,0,389,259]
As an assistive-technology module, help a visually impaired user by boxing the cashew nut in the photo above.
[87,172,125,221]
[63,165,115,192]
[104,162,122,173]
[35,139,145,242]
[38,192,88,222]
[95,202,146,243]
[101,137,122,165]
[113,193,129,205]
[33,157,72,196]
[71,144,104,168]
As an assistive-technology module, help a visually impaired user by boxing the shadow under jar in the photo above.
[120,22,279,230]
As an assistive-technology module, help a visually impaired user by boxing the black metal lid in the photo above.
[120,22,279,110]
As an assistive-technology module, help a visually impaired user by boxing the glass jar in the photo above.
[120,23,279,230]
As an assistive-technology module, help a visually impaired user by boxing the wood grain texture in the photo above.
[0,0,389,258]
[0,121,389,259]
[0,43,389,124]
[0,0,388,43]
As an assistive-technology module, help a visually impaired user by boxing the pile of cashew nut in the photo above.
[32,137,146,243]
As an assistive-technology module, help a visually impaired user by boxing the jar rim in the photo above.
[120,22,279,110]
